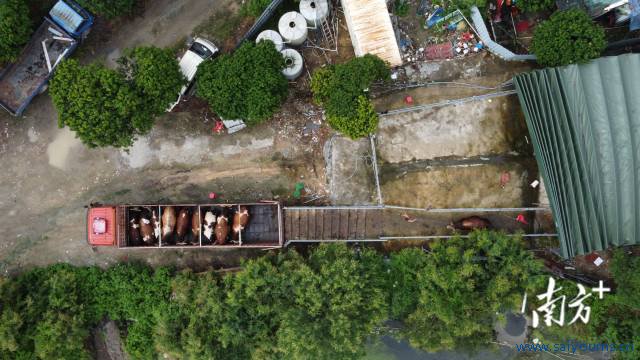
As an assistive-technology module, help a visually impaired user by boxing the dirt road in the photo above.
[0,1,327,275]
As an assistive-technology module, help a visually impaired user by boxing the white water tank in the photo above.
[278,11,308,46]
[256,30,284,51]
[280,48,304,80]
[300,0,329,27]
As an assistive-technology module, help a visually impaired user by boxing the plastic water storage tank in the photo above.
[299,0,329,27]
[278,11,308,46]
[280,48,304,80]
[256,30,284,51]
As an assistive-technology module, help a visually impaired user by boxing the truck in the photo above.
[0,0,94,116]
[87,202,284,249]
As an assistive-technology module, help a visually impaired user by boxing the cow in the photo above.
[175,208,191,245]
[232,206,249,240]
[214,214,229,245]
[203,211,216,243]
[447,216,492,231]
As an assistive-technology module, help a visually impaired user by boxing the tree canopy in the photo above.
[400,231,545,352]
[119,46,186,115]
[75,0,136,19]
[197,41,288,126]
[4,235,638,358]
[0,0,32,63]
[531,9,606,67]
[311,55,389,139]
[50,59,149,148]
[50,45,183,148]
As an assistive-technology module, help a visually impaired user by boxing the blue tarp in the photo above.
[631,0,640,30]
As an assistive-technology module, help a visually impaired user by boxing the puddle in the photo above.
[27,127,39,143]
[46,127,82,170]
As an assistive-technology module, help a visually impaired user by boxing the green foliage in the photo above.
[51,45,182,148]
[402,231,544,352]
[50,59,148,148]
[432,0,487,14]
[327,96,379,140]
[240,0,272,17]
[197,41,288,125]
[154,271,245,359]
[0,0,32,63]
[516,0,555,13]
[75,0,136,19]
[120,46,186,115]
[394,0,410,16]
[387,248,429,319]
[531,9,606,67]
[311,54,389,139]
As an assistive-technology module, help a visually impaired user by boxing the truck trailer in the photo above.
[87,202,283,249]
[0,0,94,116]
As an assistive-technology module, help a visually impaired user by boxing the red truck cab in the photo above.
[87,206,116,246]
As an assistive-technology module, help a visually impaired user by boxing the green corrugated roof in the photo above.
[514,54,640,258]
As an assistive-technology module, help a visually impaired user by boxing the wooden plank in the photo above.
[348,209,358,239]
[323,210,332,240]
[299,210,308,240]
[307,209,316,241]
[293,210,300,240]
[330,210,340,240]
[285,211,292,241]
[317,209,325,240]
[356,209,366,239]
[338,210,350,240]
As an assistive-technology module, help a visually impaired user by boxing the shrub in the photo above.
[0,0,32,63]
[326,96,379,140]
[119,46,186,115]
[311,55,389,139]
[50,59,151,148]
[240,0,272,17]
[196,41,288,125]
[531,9,606,67]
[75,0,136,19]
[402,231,544,352]
[516,0,555,13]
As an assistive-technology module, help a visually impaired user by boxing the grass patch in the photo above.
[193,8,245,46]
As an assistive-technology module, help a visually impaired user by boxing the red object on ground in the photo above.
[516,214,528,225]
[87,207,116,246]
[404,96,413,105]
[461,32,474,42]
[209,192,217,199]
[213,120,224,134]
[515,20,530,32]
[424,43,454,60]
[500,172,511,187]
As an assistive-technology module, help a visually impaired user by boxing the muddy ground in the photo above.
[0,0,549,277]
[0,0,329,275]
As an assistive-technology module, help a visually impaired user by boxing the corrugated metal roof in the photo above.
[470,6,537,61]
[514,54,640,258]
[341,0,403,66]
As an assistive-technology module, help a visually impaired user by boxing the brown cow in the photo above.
[232,206,249,240]
[447,216,492,231]
[140,216,154,244]
[129,217,141,245]
[192,211,201,245]
[162,206,176,237]
[175,208,191,245]
[214,214,229,245]
[151,209,161,241]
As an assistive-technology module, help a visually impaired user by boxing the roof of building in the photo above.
[514,54,640,258]
[341,0,402,66]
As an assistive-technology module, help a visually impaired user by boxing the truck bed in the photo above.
[0,18,77,115]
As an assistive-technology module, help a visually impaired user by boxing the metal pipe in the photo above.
[369,135,384,205]
[382,205,551,212]
[379,90,517,116]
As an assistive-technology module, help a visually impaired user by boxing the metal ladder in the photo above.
[320,16,335,49]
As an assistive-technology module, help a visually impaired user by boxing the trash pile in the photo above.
[393,0,485,63]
